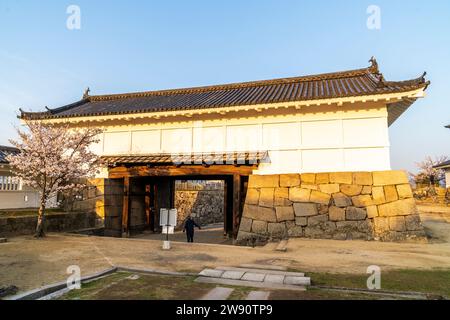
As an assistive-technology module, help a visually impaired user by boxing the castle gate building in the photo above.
[20,58,429,241]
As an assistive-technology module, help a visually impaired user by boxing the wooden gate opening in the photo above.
[109,165,252,240]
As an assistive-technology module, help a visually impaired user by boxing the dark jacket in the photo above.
[183,219,200,233]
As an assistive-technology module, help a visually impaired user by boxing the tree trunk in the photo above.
[35,194,47,238]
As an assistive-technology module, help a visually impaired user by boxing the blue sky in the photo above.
[0,0,449,172]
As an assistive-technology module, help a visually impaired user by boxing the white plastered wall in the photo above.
[89,101,391,174]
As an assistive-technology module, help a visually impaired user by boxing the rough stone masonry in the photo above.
[237,171,426,242]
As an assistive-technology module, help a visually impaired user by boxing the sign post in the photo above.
[160,208,177,250]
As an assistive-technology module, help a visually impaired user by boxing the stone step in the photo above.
[200,287,234,300]
[215,266,305,277]
[197,267,311,288]
[245,291,270,300]
[239,264,287,271]
[275,239,289,252]
[196,276,306,291]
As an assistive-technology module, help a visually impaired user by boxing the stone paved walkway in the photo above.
[196,265,310,291]
[200,287,234,300]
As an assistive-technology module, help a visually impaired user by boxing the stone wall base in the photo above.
[0,212,97,237]
[237,171,426,242]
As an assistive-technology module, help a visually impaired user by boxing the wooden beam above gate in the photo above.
[108,164,256,179]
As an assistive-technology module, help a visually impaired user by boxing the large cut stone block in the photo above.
[336,220,372,233]
[287,226,304,237]
[340,184,363,196]
[245,188,260,205]
[251,220,268,233]
[295,217,307,226]
[373,217,389,233]
[366,205,378,218]
[346,207,367,220]
[372,186,386,205]
[352,172,373,186]
[384,185,398,203]
[239,217,253,232]
[259,188,274,208]
[301,173,316,184]
[389,216,406,232]
[319,184,340,194]
[329,172,352,184]
[329,206,346,221]
[289,188,311,202]
[275,206,295,222]
[316,173,330,184]
[274,188,292,206]
[267,222,287,237]
[244,205,277,222]
[310,190,331,205]
[293,203,318,217]
[396,184,413,199]
[361,186,372,195]
[351,195,373,207]
[377,198,418,217]
[372,170,409,186]
[405,214,422,231]
[332,193,352,207]
[249,175,279,188]
[308,214,328,226]
[279,174,300,187]
[317,204,329,214]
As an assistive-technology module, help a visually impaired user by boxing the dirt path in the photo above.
[1,210,450,294]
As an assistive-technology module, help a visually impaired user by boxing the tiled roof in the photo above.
[101,151,269,166]
[20,58,429,121]
[0,145,19,164]
[434,160,450,169]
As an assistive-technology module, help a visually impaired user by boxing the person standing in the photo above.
[183,215,201,242]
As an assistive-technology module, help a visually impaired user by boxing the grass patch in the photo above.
[226,286,253,300]
[308,268,450,297]
[59,272,216,300]
[58,268,450,300]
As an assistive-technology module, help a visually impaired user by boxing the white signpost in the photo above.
[160,208,177,250]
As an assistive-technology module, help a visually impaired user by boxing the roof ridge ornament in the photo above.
[83,87,90,99]
[368,56,387,88]
[420,71,427,82]
[369,56,379,73]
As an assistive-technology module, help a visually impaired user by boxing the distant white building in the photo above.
[0,145,42,209]
[434,125,450,188]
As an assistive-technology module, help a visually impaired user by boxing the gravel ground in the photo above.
[1,209,449,295]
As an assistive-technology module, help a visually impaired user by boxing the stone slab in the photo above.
[275,239,288,252]
[195,276,306,291]
[284,276,311,286]
[199,269,225,278]
[221,270,245,280]
[241,272,266,282]
[245,291,270,300]
[200,287,234,300]
[215,266,304,277]
[264,274,285,284]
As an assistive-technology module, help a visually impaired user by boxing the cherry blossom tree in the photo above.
[7,121,102,237]
[411,155,448,198]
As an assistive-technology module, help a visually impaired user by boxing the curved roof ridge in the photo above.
[88,66,373,102]
[19,58,429,121]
